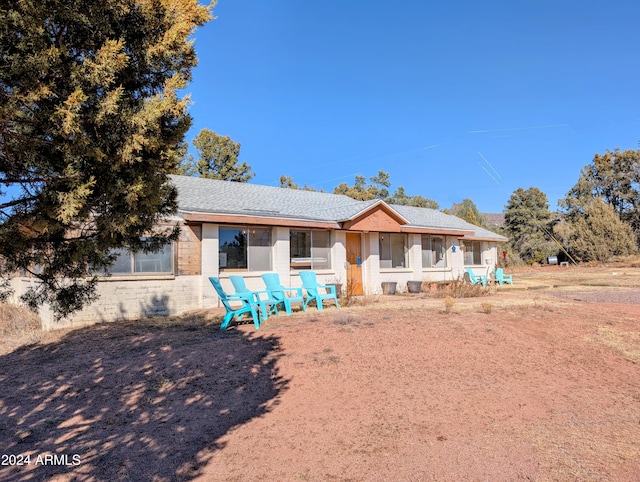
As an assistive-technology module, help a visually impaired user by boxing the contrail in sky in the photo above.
[467,123,569,134]
[479,164,500,185]
[477,151,502,182]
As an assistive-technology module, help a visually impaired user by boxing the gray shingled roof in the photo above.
[391,204,507,241]
[169,175,378,222]
[168,175,507,241]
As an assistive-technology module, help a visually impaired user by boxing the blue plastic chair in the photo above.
[209,277,261,330]
[299,271,339,311]
[495,268,513,285]
[261,273,305,315]
[229,275,279,320]
[464,268,487,287]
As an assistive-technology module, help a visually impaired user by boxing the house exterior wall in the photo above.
[11,275,202,331]
[420,236,463,284]
[201,223,219,308]
[364,232,380,294]
[449,239,465,279]
[176,224,202,275]
[358,234,475,293]
[10,221,503,330]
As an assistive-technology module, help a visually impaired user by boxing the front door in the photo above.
[346,233,363,295]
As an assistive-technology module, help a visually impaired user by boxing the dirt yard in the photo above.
[1,266,640,481]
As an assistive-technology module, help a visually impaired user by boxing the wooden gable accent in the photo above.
[342,204,406,232]
[176,224,202,275]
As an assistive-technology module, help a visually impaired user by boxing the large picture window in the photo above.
[219,226,272,271]
[109,243,173,274]
[464,241,482,265]
[379,233,408,268]
[290,230,331,269]
[422,235,446,268]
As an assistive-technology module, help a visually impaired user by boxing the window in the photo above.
[379,233,408,268]
[290,230,331,269]
[109,243,174,274]
[219,226,271,271]
[464,241,482,265]
[422,236,446,268]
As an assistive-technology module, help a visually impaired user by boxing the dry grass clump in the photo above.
[332,312,359,326]
[481,301,494,314]
[609,254,640,268]
[0,303,43,354]
[0,303,41,336]
[429,279,491,299]
[443,296,456,314]
[342,294,380,307]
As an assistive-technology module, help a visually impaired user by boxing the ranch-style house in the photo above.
[14,175,507,328]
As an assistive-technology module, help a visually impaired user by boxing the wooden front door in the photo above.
[346,233,363,295]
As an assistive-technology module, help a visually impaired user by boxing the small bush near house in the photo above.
[443,296,456,314]
[428,279,491,299]
[0,303,43,354]
[342,294,380,307]
[481,302,494,314]
[0,303,41,336]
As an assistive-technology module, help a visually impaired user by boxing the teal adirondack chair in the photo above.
[299,271,339,311]
[464,268,487,287]
[495,268,513,285]
[261,273,305,315]
[209,277,262,330]
[229,275,279,320]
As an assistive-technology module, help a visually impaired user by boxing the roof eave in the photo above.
[400,225,474,236]
[179,210,340,229]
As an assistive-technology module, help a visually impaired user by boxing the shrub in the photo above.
[443,296,456,314]
[428,279,491,299]
[481,302,494,314]
[0,303,41,336]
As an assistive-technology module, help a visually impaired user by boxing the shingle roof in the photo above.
[168,175,507,241]
[391,204,508,241]
[169,175,375,222]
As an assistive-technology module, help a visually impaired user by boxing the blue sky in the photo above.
[183,0,640,213]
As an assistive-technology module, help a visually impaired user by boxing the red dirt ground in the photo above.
[1,268,640,481]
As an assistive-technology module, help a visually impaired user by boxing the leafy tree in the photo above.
[181,128,254,182]
[333,170,391,201]
[555,198,637,262]
[0,0,213,317]
[504,187,557,264]
[279,176,298,189]
[285,169,438,208]
[560,148,640,242]
[446,199,487,227]
[387,186,439,209]
[278,175,323,192]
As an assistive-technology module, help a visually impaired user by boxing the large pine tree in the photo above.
[504,187,556,264]
[0,0,213,317]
